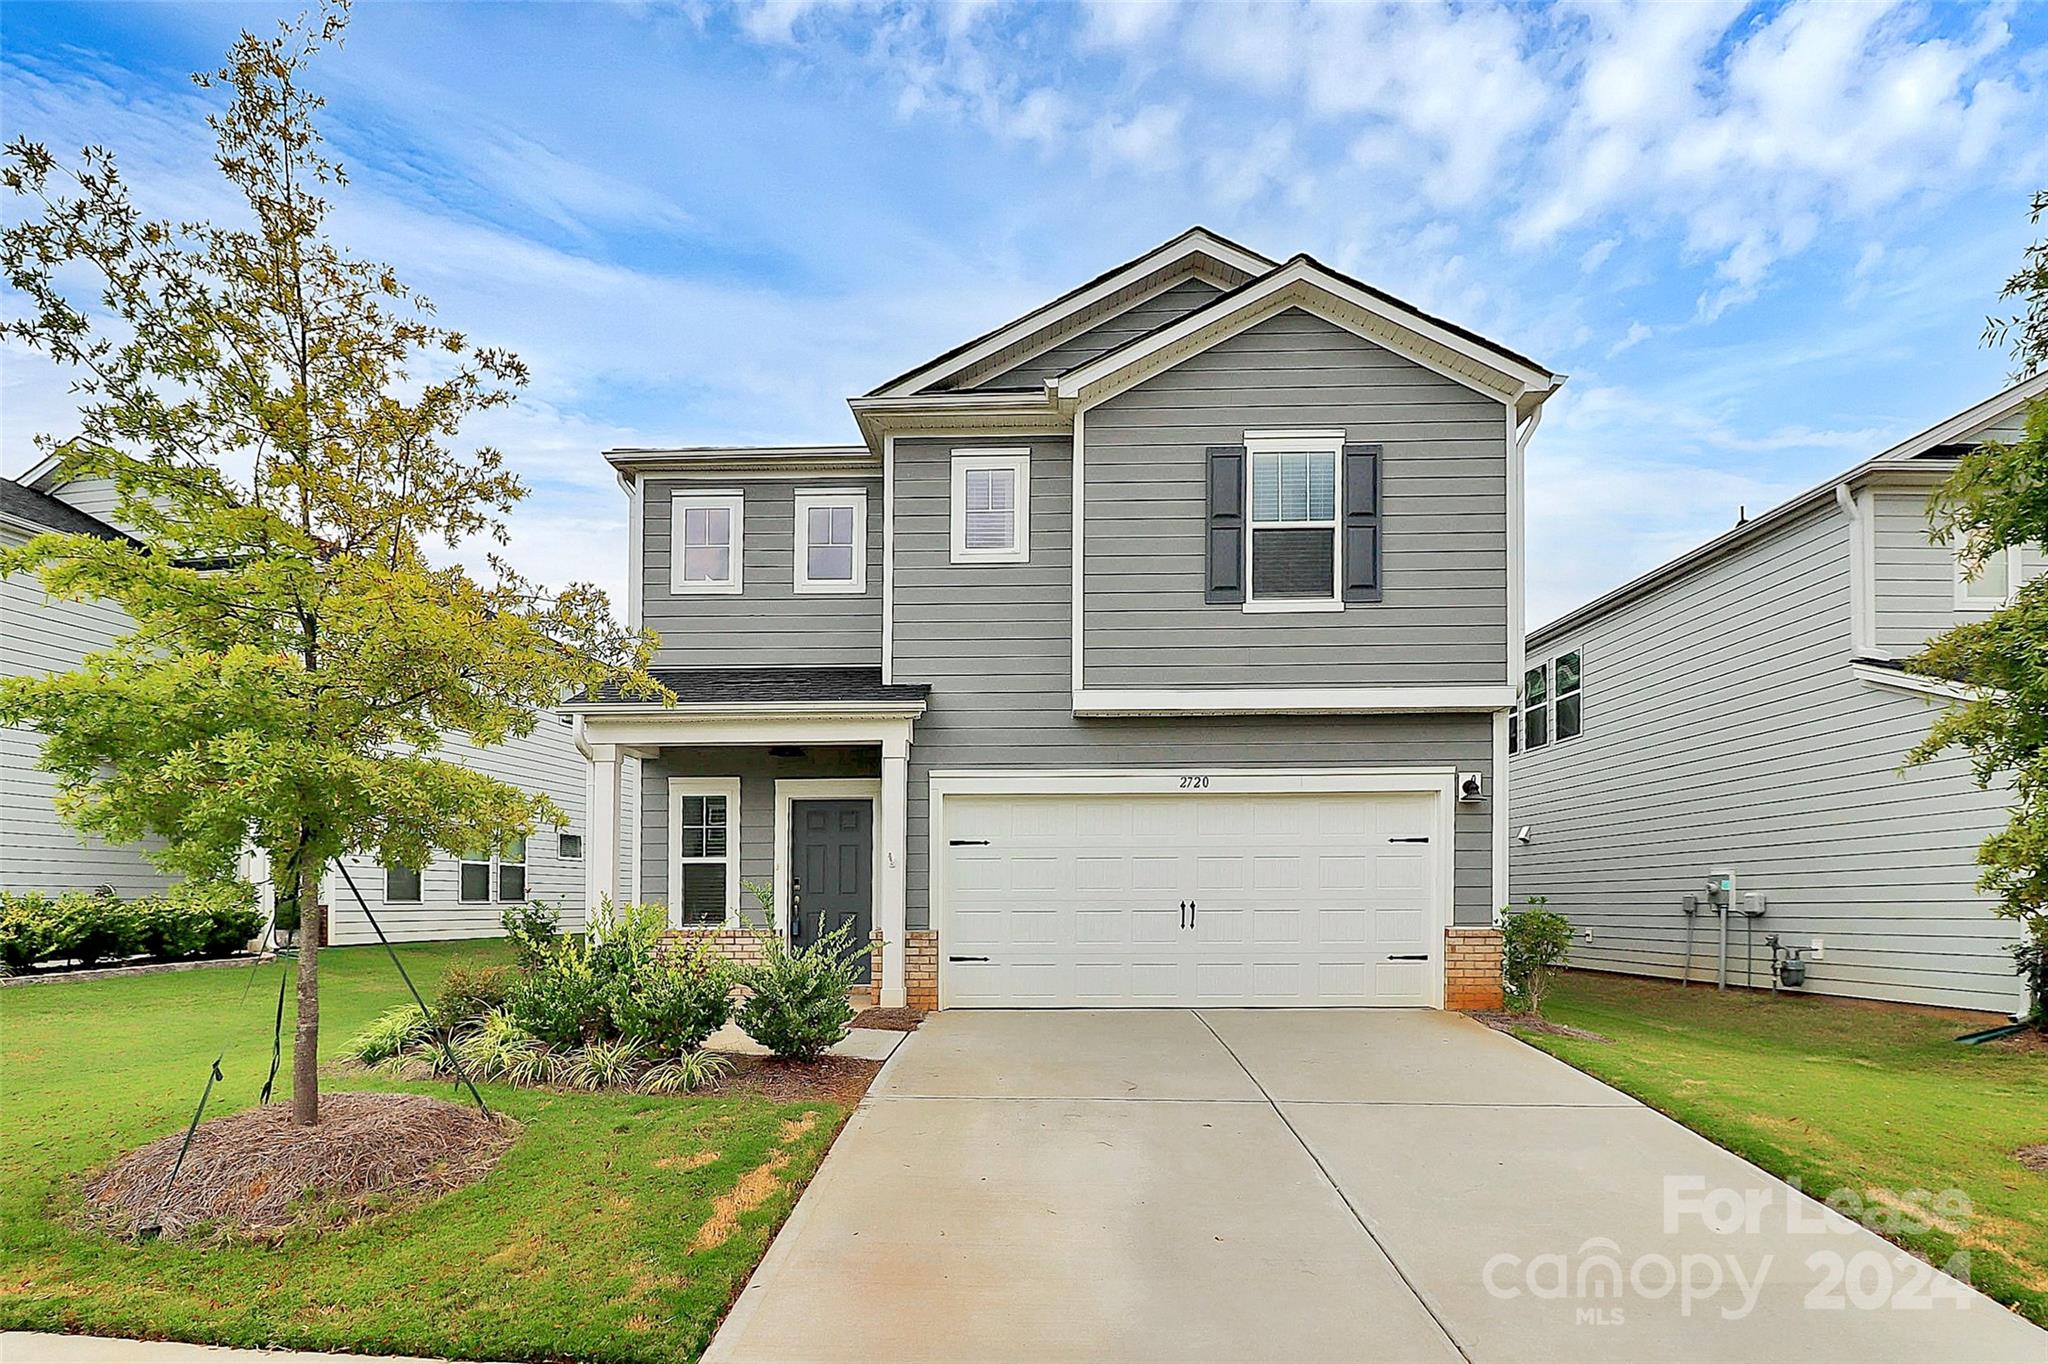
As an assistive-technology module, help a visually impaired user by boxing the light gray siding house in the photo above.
[569,229,1564,1011]
[2,466,590,943]
[1508,374,2047,1016]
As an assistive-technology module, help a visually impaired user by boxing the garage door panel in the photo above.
[941,789,1443,1008]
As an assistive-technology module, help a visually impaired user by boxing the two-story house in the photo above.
[1509,373,2046,1016]
[567,228,1563,1011]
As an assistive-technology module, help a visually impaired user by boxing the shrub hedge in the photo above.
[0,881,263,975]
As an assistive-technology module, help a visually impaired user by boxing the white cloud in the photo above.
[1078,0,1179,50]
[1091,103,1184,173]
[1579,236,1621,273]
[1607,320,1653,356]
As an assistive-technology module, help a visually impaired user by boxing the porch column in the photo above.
[588,742,624,912]
[878,734,910,1008]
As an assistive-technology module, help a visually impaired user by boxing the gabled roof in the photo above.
[571,666,929,709]
[865,227,1275,398]
[0,477,136,544]
[1528,371,2047,650]
[1049,253,1562,417]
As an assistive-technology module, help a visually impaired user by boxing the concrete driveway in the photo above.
[707,1009,2047,1364]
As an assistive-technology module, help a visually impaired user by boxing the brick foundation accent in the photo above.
[656,927,774,970]
[1444,926,1505,1011]
[904,930,938,1010]
[870,930,886,999]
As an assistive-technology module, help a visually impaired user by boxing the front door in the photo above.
[790,799,874,983]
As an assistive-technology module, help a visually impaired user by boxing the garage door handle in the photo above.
[949,839,990,847]
[1389,836,1430,844]
[1388,954,1430,962]
[948,955,990,963]
[1180,900,1188,929]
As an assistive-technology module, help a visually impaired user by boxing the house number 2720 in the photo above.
[1179,775,1210,789]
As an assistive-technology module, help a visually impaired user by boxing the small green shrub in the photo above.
[131,896,208,961]
[507,942,611,1048]
[638,1050,733,1095]
[735,922,860,1062]
[613,940,732,1054]
[500,900,561,969]
[1502,897,1575,1015]
[432,963,517,1029]
[0,891,61,973]
[341,1006,433,1065]
[59,890,136,967]
[452,1007,554,1084]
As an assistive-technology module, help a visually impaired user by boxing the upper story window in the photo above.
[1954,535,2042,609]
[671,491,743,595]
[794,489,868,594]
[1512,649,1584,754]
[1247,436,1340,611]
[951,450,1030,564]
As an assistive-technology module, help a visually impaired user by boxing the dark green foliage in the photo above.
[1502,898,1575,1015]
[60,890,135,967]
[0,881,255,972]
[734,923,860,1062]
[0,892,62,973]
[505,949,609,1049]
[612,942,732,1055]
[499,900,560,969]
[2014,927,2048,1032]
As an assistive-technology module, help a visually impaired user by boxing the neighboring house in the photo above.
[1,465,590,943]
[1509,374,2048,1016]
[569,227,1564,1012]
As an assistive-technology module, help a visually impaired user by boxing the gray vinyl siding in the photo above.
[328,717,592,944]
[1871,486,1997,656]
[1,521,174,897]
[891,433,1497,929]
[968,277,1222,391]
[642,477,881,669]
[1083,308,1509,688]
[1510,501,2025,1014]
[636,746,880,916]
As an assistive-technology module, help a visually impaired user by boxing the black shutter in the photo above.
[1342,443,1383,603]
[1205,445,1246,604]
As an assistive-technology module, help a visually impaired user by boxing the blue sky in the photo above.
[3,0,2045,626]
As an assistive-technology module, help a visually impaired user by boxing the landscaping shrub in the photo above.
[453,1008,553,1085]
[612,939,732,1054]
[637,1050,733,1094]
[2015,926,2048,1032]
[735,923,861,1062]
[60,890,136,967]
[500,900,560,969]
[432,963,517,1029]
[341,1006,433,1065]
[0,891,61,974]
[558,1037,650,1091]
[505,946,611,1048]
[1503,897,1575,1015]
[171,881,264,957]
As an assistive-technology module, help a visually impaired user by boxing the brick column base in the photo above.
[1445,926,1505,1011]
[657,927,775,969]
[869,930,886,1001]
[904,930,938,1011]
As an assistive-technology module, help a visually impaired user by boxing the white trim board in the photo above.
[772,778,883,943]
[666,776,742,929]
[926,766,1458,1011]
[1070,686,1515,716]
[1851,663,1976,702]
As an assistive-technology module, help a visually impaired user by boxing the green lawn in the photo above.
[0,941,847,1362]
[1524,971,2048,1327]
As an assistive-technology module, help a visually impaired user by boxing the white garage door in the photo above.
[941,790,1442,1008]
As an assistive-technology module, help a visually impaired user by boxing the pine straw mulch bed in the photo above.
[1986,1027,2048,1055]
[697,1055,882,1106]
[1468,1010,1611,1042]
[81,1091,518,1241]
[850,1006,925,1032]
[2017,1144,2048,1173]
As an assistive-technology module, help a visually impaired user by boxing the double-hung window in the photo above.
[794,489,867,593]
[1954,535,2044,609]
[1554,651,1583,740]
[1246,434,1342,610]
[496,836,526,903]
[458,844,493,903]
[1514,650,1585,753]
[950,450,1030,564]
[1521,662,1549,750]
[456,838,527,903]
[668,778,740,927]
[671,492,743,594]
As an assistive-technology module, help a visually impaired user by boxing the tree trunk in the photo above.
[291,856,324,1126]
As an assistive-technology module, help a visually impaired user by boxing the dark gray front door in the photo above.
[791,799,873,983]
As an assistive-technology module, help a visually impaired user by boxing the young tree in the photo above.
[0,1,665,1122]
[1907,188,2048,1011]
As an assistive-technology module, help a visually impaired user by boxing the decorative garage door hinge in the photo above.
[949,838,991,846]
[1388,836,1430,843]
[1387,954,1431,962]
[948,955,990,963]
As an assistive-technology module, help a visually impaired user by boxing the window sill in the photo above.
[669,581,744,596]
[793,579,870,595]
[1242,598,1344,614]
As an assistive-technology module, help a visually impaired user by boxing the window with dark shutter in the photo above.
[1205,445,1246,603]
[1342,443,1382,603]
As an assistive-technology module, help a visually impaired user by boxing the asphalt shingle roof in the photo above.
[0,478,136,543]
[584,666,930,706]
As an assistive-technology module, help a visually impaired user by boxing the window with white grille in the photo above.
[950,450,1030,564]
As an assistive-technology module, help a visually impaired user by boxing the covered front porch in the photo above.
[568,668,927,1007]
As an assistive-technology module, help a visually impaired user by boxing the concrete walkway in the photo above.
[1,1334,466,1363]
[707,1008,2048,1363]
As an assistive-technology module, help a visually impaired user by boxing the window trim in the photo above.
[1953,533,2029,610]
[670,491,745,595]
[667,777,742,928]
[383,864,423,904]
[949,450,1031,564]
[793,488,869,595]
[1243,430,1345,613]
